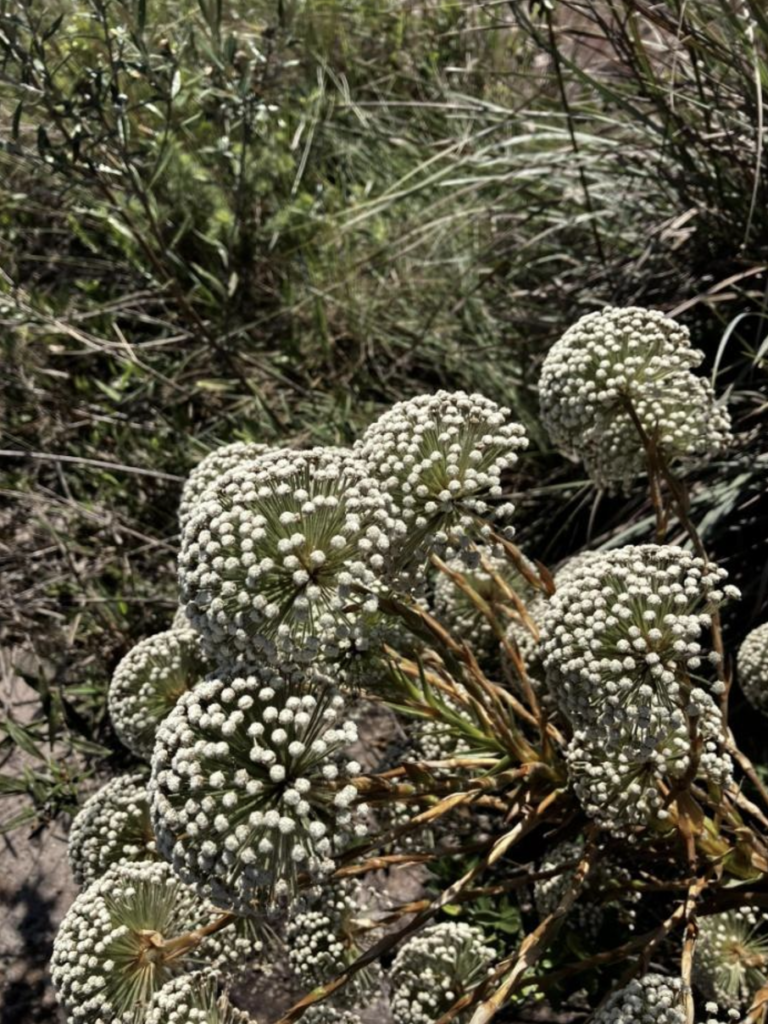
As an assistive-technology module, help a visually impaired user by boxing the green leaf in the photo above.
[1,717,44,760]
[11,101,22,139]
[0,807,37,834]
[0,774,30,794]
[43,13,64,41]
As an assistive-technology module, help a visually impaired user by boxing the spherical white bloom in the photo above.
[179,441,272,530]
[566,700,731,834]
[389,921,495,1024]
[540,544,739,729]
[533,839,603,939]
[286,881,380,1008]
[539,307,731,491]
[433,552,536,669]
[108,628,210,759]
[737,622,768,714]
[359,391,528,568]
[503,551,600,697]
[412,689,475,765]
[534,840,640,939]
[694,909,768,1012]
[179,447,396,666]
[150,667,367,914]
[68,773,157,887]
[145,974,254,1024]
[533,838,585,919]
[590,973,684,1024]
[51,861,254,1023]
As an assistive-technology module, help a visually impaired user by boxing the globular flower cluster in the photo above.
[150,667,367,913]
[534,840,585,917]
[145,974,254,1024]
[541,545,737,832]
[108,628,210,759]
[533,839,604,939]
[389,921,495,1024]
[504,552,598,695]
[51,861,249,1023]
[359,391,528,568]
[694,909,768,1011]
[590,974,685,1024]
[285,881,380,1009]
[433,551,536,669]
[179,448,396,665]
[737,622,768,714]
[538,307,731,491]
[413,714,465,763]
[566,702,732,833]
[178,441,273,531]
[541,544,737,727]
[536,841,641,941]
[68,773,157,887]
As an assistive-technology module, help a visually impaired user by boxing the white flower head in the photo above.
[68,773,157,887]
[566,699,731,834]
[539,307,731,491]
[359,390,528,568]
[301,1008,363,1024]
[389,921,495,1024]
[108,628,210,759]
[591,973,685,1024]
[694,909,768,1012]
[145,973,254,1024]
[434,550,536,670]
[737,622,768,715]
[150,666,367,913]
[286,880,381,1009]
[540,544,738,729]
[51,861,260,1023]
[179,447,396,666]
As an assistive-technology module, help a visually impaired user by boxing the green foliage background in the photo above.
[1,0,768,831]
